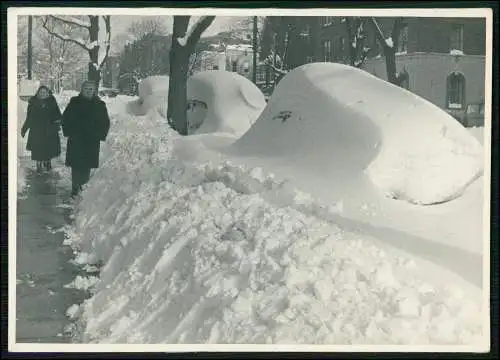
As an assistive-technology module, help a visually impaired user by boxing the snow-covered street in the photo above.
[12,11,490,350]
[34,76,485,345]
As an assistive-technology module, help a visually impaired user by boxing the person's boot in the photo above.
[45,160,52,171]
[36,161,42,172]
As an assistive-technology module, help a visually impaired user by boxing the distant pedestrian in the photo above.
[21,85,62,172]
[62,81,110,198]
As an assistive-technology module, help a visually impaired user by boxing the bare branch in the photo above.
[42,16,90,51]
[99,15,112,69]
[186,16,216,50]
[48,15,90,29]
[369,18,387,48]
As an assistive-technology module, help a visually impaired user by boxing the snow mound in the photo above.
[468,127,484,145]
[133,75,170,118]
[62,98,484,345]
[231,63,484,205]
[187,71,266,136]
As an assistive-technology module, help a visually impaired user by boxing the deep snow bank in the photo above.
[231,63,483,205]
[63,98,484,345]
[187,71,266,136]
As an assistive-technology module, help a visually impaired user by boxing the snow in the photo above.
[177,16,214,48]
[130,72,265,136]
[187,71,266,136]
[132,75,170,118]
[14,62,488,346]
[231,63,483,206]
[450,49,465,56]
[97,16,110,67]
[53,92,487,345]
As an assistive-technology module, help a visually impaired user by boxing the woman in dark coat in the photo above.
[62,80,111,197]
[21,85,62,171]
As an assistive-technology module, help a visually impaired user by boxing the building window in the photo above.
[323,40,332,61]
[450,24,464,51]
[446,72,466,109]
[321,16,335,27]
[397,24,408,53]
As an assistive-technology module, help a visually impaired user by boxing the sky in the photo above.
[111,16,242,38]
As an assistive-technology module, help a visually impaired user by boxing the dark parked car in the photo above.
[463,102,484,127]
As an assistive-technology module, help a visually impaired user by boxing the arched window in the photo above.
[446,72,466,109]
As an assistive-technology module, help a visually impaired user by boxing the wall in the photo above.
[362,53,485,109]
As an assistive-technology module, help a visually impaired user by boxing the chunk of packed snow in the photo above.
[231,63,483,205]
[450,49,465,56]
[62,98,484,345]
[135,75,170,118]
[187,71,266,136]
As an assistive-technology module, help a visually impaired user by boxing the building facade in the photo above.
[315,17,486,122]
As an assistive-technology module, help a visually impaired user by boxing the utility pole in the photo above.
[252,16,257,84]
[27,15,33,80]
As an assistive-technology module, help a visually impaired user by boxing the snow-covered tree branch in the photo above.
[41,15,112,85]
[369,17,406,86]
[176,16,216,51]
[42,17,90,51]
[345,17,370,68]
[48,15,90,29]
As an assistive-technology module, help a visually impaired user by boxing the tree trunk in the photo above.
[167,15,215,135]
[384,47,397,84]
[27,16,32,79]
[167,47,189,135]
[88,16,101,85]
[167,16,190,135]
[252,16,258,84]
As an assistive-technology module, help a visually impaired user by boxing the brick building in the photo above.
[314,17,486,121]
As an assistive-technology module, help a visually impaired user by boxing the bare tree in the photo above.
[344,17,370,68]
[127,16,170,39]
[36,17,84,92]
[369,17,406,86]
[167,16,215,135]
[41,15,112,86]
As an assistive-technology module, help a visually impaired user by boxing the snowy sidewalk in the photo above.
[16,160,87,343]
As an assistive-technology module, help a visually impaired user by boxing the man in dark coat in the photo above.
[21,85,62,171]
[62,80,110,197]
